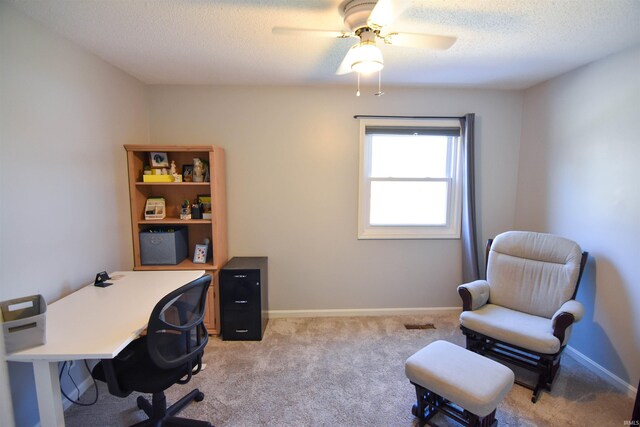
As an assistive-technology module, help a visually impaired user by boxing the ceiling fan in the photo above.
[273,0,457,94]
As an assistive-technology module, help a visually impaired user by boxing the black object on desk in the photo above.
[94,271,112,287]
[220,257,268,341]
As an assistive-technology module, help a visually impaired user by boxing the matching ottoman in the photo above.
[405,340,514,427]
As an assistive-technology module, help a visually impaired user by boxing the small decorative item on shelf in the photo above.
[144,197,166,220]
[182,165,193,182]
[198,195,212,219]
[193,244,208,264]
[193,238,210,264]
[143,165,174,182]
[179,199,191,220]
[143,172,174,182]
[149,152,169,168]
[203,161,210,182]
[191,200,202,219]
[170,160,182,182]
[193,158,204,182]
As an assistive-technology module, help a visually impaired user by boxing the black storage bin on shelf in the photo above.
[220,257,268,341]
[139,227,188,265]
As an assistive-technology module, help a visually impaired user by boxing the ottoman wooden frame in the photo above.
[405,340,514,427]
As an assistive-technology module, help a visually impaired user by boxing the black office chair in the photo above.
[92,275,213,427]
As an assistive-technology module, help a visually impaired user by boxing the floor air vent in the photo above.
[404,323,436,330]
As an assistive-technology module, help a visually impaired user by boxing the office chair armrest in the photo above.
[458,280,490,311]
[92,339,145,398]
[177,352,205,385]
[551,300,584,343]
[99,359,132,398]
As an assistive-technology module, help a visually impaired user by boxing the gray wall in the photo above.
[0,4,149,426]
[516,45,640,389]
[148,85,523,312]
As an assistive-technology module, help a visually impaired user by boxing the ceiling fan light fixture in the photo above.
[350,42,384,75]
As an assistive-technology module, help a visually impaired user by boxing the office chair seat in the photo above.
[92,336,200,394]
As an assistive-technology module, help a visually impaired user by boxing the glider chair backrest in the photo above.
[487,231,584,319]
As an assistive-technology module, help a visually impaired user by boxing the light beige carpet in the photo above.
[64,313,634,426]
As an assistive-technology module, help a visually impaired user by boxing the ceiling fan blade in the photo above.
[272,27,353,39]
[336,45,359,75]
[383,32,457,50]
[367,0,412,29]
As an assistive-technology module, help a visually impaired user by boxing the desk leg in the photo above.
[32,360,65,427]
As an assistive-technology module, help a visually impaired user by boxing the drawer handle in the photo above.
[234,300,248,304]
[235,329,249,333]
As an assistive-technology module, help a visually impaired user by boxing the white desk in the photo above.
[5,270,204,427]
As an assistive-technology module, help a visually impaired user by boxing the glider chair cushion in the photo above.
[461,304,570,354]
[458,231,588,403]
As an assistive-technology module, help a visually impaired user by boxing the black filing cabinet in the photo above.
[220,257,268,340]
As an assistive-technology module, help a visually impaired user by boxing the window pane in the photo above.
[370,135,449,178]
[369,181,448,226]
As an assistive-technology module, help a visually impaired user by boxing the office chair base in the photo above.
[131,389,213,427]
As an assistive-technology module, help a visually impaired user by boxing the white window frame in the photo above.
[357,118,463,239]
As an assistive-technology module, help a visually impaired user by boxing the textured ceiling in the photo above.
[7,0,640,89]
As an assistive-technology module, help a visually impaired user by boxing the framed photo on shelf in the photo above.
[193,244,208,264]
[203,160,210,182]
[182,165,193,182]
[198,195,212,219]
[149,152,169,168]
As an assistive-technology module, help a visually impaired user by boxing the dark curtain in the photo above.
[460,113,480,282]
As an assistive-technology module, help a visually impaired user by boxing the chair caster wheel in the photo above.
[195,391,205,402]
[411,403,418,416]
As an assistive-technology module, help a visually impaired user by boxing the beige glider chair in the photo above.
[458,231,588,403]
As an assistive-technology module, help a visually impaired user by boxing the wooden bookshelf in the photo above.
[124,145,228,333]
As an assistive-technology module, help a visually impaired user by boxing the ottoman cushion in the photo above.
[405,340,514,417]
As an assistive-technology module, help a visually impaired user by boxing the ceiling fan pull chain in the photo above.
[356,72,361,96]
[375,69,384,96]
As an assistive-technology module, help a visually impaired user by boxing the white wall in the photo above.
[0,3,149,426]
[148,85,523,311]
[516,45,640,389]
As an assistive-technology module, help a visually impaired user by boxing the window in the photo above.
[358,119,462,239]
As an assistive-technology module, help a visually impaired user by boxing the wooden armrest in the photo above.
[552,312,575,344]
[458,287,473,312]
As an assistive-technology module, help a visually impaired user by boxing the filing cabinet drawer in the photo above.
[222,315,262,341]
[220,270,260,312]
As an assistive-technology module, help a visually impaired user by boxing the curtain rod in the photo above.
[353,115,465,120]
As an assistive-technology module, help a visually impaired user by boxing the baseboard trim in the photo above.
[565,345,637,398]
[268,307,461,318]
[62,371,95,411]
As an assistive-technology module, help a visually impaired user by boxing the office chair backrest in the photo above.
[487,231,583,318]
[146,275,211,371]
